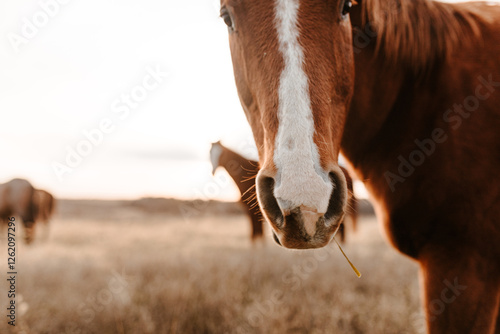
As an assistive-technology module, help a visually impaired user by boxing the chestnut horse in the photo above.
[211,141,357,242]
[0,178,37,244]
[220,0,500,332]
[210,141,264,242]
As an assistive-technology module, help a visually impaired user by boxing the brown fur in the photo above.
[362,0,485,74]
[211,142,264,242]
[34,189,55,241]
[34,189,55,223]
[338,166,358,243]
[0,178,37,244]
[345,1,500,332]
[222,0,500,332]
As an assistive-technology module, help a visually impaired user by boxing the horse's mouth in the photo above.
[260,171,347,249]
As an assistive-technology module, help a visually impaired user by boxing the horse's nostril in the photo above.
[324,171,347,221]
[272,232,282,246]
[256,174,284,227]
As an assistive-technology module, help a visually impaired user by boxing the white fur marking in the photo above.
[273,0,333,214]
[210,144,223,174]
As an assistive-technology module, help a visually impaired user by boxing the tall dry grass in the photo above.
[0,200,422,334]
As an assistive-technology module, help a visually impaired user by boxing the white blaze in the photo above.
[273,0,333,214]
[210,143,223,174]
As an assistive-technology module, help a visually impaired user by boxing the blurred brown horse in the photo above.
[210,141,263,242]
[210,142,357,243]
[220,0,500,331]
[34,189,56,241]
[0,178,37,244]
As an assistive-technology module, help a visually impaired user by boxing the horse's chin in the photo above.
[272,232,336,249]
[270,213,343,249]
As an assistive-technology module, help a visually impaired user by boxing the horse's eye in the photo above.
[341,0,352,17]
[220,8,234,31]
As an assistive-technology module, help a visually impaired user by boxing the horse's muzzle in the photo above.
[256,169,347,249]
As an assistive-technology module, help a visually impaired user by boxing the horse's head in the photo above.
[221,0,355,248]
[210,141,223,175]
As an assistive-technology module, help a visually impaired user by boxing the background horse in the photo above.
[0,178,37,244]
[34,189,56,241]
[220,0,500,332]
[338,165,357,243]
[210,141,357,243]
[210,141,264,242]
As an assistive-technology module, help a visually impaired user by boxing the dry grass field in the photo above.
[0,199,423,334]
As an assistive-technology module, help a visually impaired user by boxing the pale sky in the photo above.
[0,0,255,200]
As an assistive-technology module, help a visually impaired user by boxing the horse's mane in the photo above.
[361,0,486,74]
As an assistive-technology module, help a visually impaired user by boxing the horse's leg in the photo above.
[20,216,36,244]
[248,208,263,245]
[244,209,257,246]
[420,248,500,334]
[253,215,264,243]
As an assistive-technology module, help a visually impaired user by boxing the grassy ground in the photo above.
[0,200,423,334]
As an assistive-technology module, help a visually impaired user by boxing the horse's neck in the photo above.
[341,47,408,169]
[219,148,256,194]
[342,0,443,170]
[342,2,496,199]
[341,16,441,199]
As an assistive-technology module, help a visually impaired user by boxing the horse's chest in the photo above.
[370,192,433,259]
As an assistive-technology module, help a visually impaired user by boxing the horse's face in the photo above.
[221,0,355,248]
